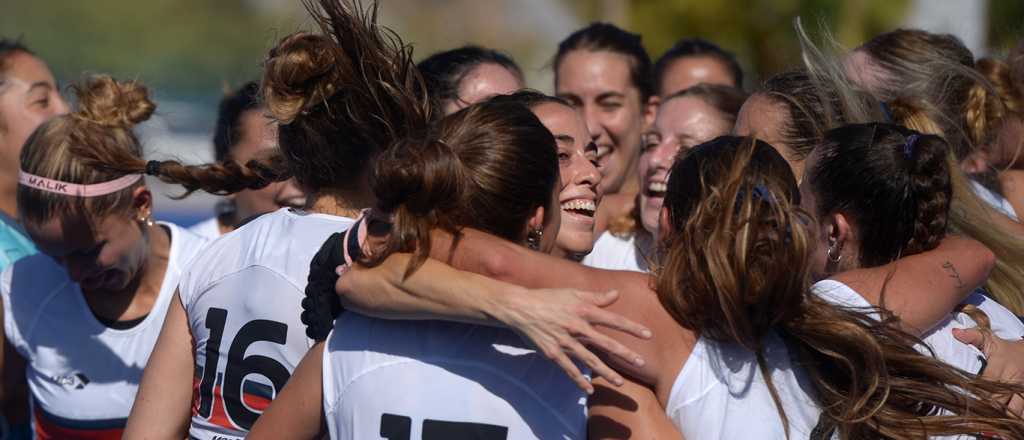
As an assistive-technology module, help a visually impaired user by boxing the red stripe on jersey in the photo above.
[241,392,271,412]
[33,407,124,440]
[191,379,270,430]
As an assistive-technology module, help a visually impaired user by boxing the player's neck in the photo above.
[308,191,371,219]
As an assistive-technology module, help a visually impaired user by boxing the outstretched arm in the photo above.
[336,254,650,393]
[428,227,596,290]
[833,236,995,335]
[337,227,691,388]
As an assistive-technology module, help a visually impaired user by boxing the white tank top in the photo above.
[965,292,1024,339]
[665,329,821,439]
[1,222,206,439]
[813,280,988,375]
[322,313,588,440]
[809,280,985,440]
[187,216,222,241]
[666,279,982,439]
[178,208,354,440]
[581,231,653,272]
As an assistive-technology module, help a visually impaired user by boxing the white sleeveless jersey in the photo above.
[0,222,206,440]
[581,231,653,272]
[807,280,985,439]
[666,280,978,439]
[179,208,354,440]
[666,331,822,439]
[322,313,588,440]
[813,280,989,375]
[188,217,222,240]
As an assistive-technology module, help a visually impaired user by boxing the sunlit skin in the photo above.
[532,102,602,259]
[224,109,305,230]
[658,56,736,97]
[538,175,562,255]
[0,52,69,218]
[443,62,524,115]
[733,93,806,181]
[556,50,653,197]
[639,96,733,236]
[23,187,170,323]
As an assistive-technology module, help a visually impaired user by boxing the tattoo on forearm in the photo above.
[942,261,965,288]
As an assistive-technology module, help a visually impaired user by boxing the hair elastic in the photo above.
[735,183,776,213]
[751,184,774,204]
[19,171,142,197]
[880,102,895,123]
[145,160,162,176]
[904,134,920,158]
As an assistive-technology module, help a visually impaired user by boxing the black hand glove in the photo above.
[302,231,347,341]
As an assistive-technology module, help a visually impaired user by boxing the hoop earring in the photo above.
[526,228,543,251]
[826,245,842,264]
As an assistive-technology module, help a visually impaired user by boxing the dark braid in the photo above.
[903,133,952,255]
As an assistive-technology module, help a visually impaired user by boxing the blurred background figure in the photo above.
[418,45,525,115]
[652,38,744,96]
[0,40,68,271]
[188,82,305,239]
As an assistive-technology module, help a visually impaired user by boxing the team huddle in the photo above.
[3,0,1024,439]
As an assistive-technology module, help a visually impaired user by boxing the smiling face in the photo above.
[0,52,69,179]
[556,49,651,196]
[640,96,733,235]
[443,62,524,115]
[532,101,602,257]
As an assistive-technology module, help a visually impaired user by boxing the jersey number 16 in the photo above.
[195,307,291,430]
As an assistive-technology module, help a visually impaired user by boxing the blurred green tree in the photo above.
[626,0,910,86]
[989,0,1024,56]
[2,0,300,98]
[4,0,1021,99]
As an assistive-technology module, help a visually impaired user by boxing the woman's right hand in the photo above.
[488,288,652,394]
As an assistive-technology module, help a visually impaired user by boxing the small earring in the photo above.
[826,245,842,264]
[138,215,155,227]
[526,228,543,251]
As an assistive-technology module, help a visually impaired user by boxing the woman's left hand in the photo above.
[490,287,652,394]
[953,327,1024,416]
